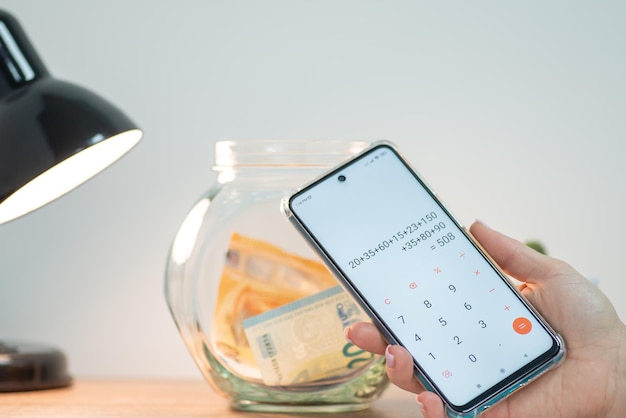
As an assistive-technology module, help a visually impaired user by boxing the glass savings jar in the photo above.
[165,140,389,413]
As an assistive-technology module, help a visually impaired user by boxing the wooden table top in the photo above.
[0,379,421,417]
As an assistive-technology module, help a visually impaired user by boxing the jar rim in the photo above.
[214,139,372,168]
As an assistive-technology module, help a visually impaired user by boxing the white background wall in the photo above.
[0,1,624,379]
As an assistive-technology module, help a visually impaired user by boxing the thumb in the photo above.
[417,391,447,418]
[468,220,574,285]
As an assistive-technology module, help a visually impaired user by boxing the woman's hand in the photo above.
[346,221,626,418]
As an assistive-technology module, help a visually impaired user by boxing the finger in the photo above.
[385,345,424,394]
[345,322,387,355]
[346,325,425,393]
[417,391,446,418]
[468,220,575,285]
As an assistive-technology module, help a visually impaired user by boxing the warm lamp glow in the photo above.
[0,129,142,224]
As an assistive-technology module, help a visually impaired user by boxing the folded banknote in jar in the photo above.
[243,285,375,386]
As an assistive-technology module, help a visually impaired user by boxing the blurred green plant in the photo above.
[525,240,547,255]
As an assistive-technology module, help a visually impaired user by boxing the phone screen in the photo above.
[286,142,563,412]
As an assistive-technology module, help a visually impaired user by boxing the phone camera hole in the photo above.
[338,175,346,182]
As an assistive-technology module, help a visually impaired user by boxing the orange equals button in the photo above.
[513,317,532,335]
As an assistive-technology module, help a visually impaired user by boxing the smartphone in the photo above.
[282,140,565,417]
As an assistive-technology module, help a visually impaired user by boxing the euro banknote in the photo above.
[243,285,375,386]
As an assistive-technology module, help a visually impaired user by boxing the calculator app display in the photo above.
[289,144,560,407]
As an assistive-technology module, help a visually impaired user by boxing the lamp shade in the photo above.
[0,9,142,224]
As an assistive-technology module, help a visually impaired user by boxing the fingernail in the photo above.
[416,397,424,412]
[385,345,396,369]
[476,219,491,229]
[344,327,353,344]
[416,394,425,415]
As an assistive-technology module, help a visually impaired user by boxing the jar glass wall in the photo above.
[165,140,389,413]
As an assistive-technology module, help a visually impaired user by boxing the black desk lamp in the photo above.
[0,9,143,391]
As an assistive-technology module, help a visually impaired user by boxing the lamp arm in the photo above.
[0,9,49,94]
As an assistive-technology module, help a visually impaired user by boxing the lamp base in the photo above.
[0,341,72,392]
